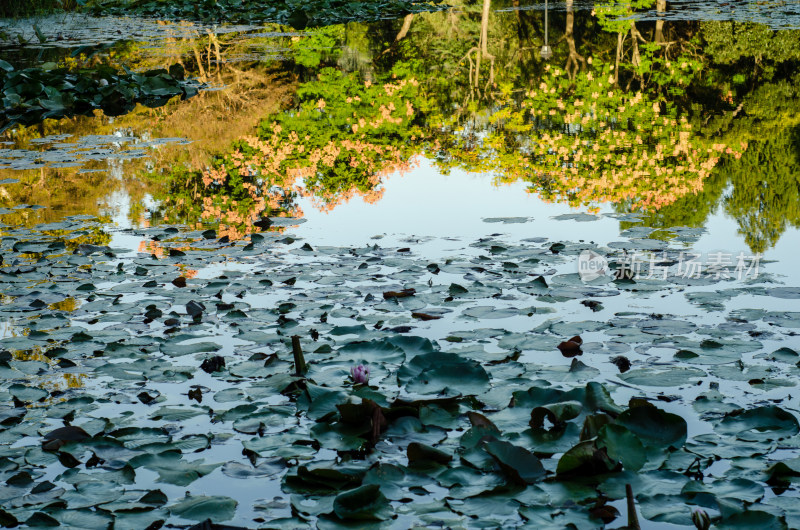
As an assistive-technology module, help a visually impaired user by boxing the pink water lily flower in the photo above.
[350,364,370,384]
[691,509,710,530]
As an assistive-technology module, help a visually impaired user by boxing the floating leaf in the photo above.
[407,442,451,465]
[483,439,546,484]
[596,424,646,471]
[556,440,617,477]
[332,484,390,521]
[615,405,687,449]
[716,406,800,442]
[168,495,237,523]
[397,351,489,396]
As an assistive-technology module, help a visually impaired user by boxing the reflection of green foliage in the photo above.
[425,58,728,212]
[0,160,120,230]
[594,0,656,32]
[149,66,425,237]
[48,226,113,251]
[617,170,727,239]
[637,42,703,96]
[698,23,800,135]
[702,22,800,66]
[683,21,800,252]
[256,67,424,204]
[293,27,345,68]
[134,9,800,254]
[146,162,297,240]
[595,2,704,95]
[373,8,800,254]
[722,127,800,253]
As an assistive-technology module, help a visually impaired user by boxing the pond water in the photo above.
[2,1,800,529]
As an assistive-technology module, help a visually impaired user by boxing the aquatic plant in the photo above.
[350,364,370,384]
[86,0,448,28]
[0,60,201,133]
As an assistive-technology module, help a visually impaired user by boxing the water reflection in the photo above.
[1,4,799,253]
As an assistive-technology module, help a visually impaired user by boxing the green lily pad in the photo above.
[168,495,237,522]
[129,451,222,486]
[332,484,390,521]
[682,478,765,503]
[483,439,546,484]
[398,351,489,396]
[619,367,706,387]
[716,406,800,442]
[556,440,617,477]
[596,424,646,471]
[407,442,452,465]
[615,406,687,449]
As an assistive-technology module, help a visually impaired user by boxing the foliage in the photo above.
[615,170,727,237]
[424,57,737,213]
[722,126,800,253]
[702,21,800,67]
[150,66,425,238]
[292,26,345,68]
[593,0,657,33]
[142,10,759,242]
[257,68,424,206]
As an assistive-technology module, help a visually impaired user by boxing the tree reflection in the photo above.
[139,8,775,244]
[149,66,424,239]
[3,7,800,252]
[723,127,800,253]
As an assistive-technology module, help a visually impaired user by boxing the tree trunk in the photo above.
[480,0,493,59]
[477,0,495,87]
[189,38,207,80]
[630,21,642,68]
[654,0,666,44]
[395,14,414,41]
[564,0,585,80]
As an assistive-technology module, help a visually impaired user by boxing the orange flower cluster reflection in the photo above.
[153,70,424,238]
[137,239,200,278]
[482,64,746,211]
[138,240,165,259]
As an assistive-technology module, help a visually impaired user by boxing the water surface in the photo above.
[2,2,800,528]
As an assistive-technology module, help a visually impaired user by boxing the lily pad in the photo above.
[332,484,390,521]
[397,352,489,396]
[716,406,800,442]
[168,495,237,522]
[615,406,687,449]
